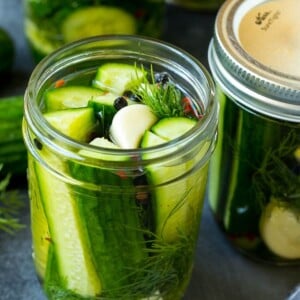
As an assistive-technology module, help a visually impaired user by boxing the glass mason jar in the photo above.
[166,0,224,11]
[22,35,218,299]
[24,0,165,62]
[208,0,300,265]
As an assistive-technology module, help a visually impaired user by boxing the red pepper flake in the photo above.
[135,191,149,204]
[182,96,204,119]
[245,232,258,241]
[182,96,193,114]
[228,232,257,242]
[116,170,127,179]
[134,9,146,19]
[55,79,65,88]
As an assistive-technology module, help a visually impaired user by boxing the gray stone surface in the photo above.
[0,1,299,299]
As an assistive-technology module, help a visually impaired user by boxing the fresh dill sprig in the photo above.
[253,129,300,213]
[134,65,185,119]
[0,164,24,234]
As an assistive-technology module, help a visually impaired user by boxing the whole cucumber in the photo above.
[0,96,27,183]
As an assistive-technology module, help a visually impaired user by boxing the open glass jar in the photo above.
[23,35,218,299]
[24,0,165,62]
[208,0,300,265]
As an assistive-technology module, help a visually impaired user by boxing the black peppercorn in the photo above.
[123,90,142,103]
[113,96,128,110]
[154,72,171,85]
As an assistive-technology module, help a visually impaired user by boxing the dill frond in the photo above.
[134,65,185,119]
[0,164,24,234]
[253,129,300,212]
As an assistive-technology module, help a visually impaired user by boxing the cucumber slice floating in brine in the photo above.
[260,198,300,259]
[62,6,136,43]
[141,117,200,242]
[93,62,147,95]
[35,108,104,296]
[25,19,63,58]
[45,86,105,111]
[44,107,97,142]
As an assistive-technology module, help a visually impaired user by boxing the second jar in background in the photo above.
[208,0,300,265]
[166,0,223,11]
[24,0,165,62]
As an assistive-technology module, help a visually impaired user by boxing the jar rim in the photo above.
[208,0,300,122]
[24,35,218,165]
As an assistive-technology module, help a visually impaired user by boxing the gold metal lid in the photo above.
[208,0,300,122]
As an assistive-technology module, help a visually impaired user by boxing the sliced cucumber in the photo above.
[35,157,102,296]
[110,104,158,149]
[93,63,146,95]
[88,92,120,137]
[222,107,273,235]
[35,109,103,296]
[44,107,97,142]
[208,87,227,212]
[84,137,119,150]
[45,86,105,111]
[78,137,122,161]
[141,117,199,242]
[68,137,147,296]
[260,198,300,259]
[62,6,136,44]
[28,154,50,279]
[140,130,167,148]
[25,19,62,59]
[151,117,196,141]
[294,147,300,162]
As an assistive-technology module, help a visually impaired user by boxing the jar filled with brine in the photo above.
[24,0,165,62]
[208,0,300,265]
[166,0,224,11]
[22,35,218,299]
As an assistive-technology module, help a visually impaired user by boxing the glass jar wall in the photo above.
[208,0,300,265]
[23,35,218,299]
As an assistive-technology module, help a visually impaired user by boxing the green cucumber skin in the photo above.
[92,63,146,95]
[63,161,149,298]
[208,90,237,218]
[34,159,102,297]
[0,96,27,179]
[45,245,95,300]
[223,109,262,234]
[87,101,116,138]
[141,117,204,244]
[45,86,104,111]
[0,28,14,75]
[32,107,105,297]
[25,1,164,62]
[212,97,272,235]
[210,92,298,241]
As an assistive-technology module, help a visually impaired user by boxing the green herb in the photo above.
[135,65,185,119]
[45,230,194,300]
[0,164,24,234]
[253,129,300,213]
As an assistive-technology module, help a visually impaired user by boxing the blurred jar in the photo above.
[24,0,165,62]
[208,0,300,265]
[166,0,224,11]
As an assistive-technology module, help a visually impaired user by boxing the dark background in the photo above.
[0,1,299,299]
